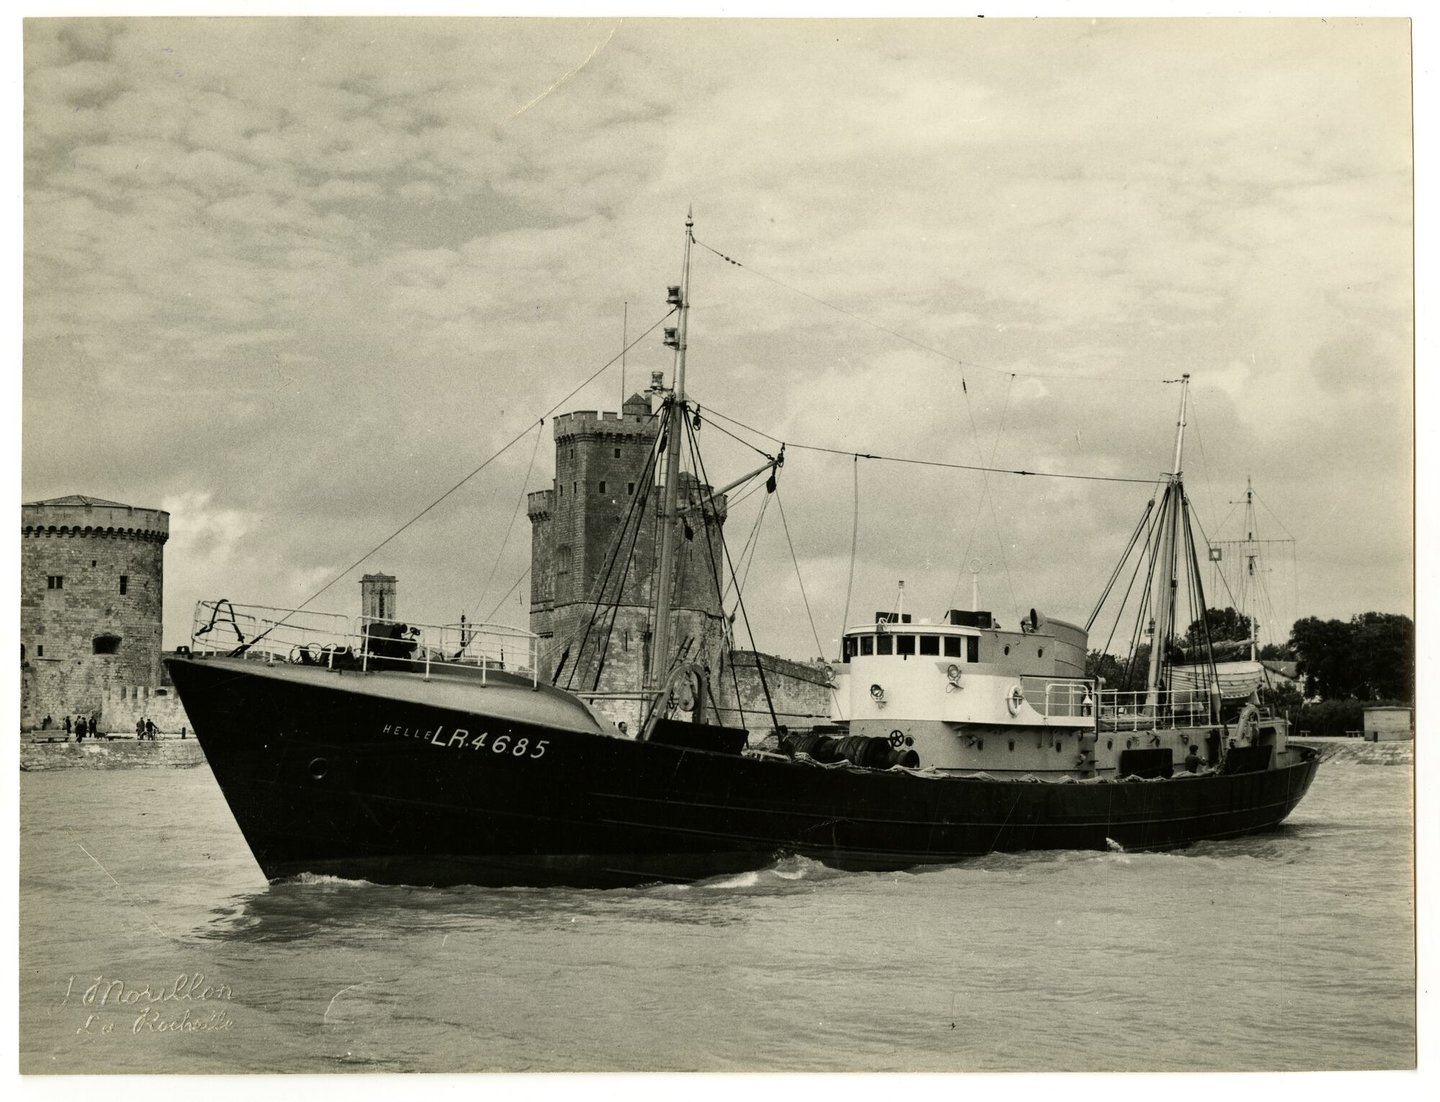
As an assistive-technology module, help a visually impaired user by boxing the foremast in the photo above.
[649,209,694,690]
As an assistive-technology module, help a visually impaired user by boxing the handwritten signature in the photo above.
[65,972,233,1008]
[64,973,235,1036]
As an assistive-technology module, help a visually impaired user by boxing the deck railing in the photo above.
[1018,675,1096,720]
[187,600,539,686]
[1097,686,1214,731]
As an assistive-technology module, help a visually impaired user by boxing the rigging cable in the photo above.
[482,565,532,625]
[947,371,1017,613]
[1093,497,1159,679]
[684,407,782,732]
[691,236,1174,386]
[773,486,829,663]
[565,408,664,691]
[840,455,859,635]
[680,409,760,728]
[231,306,678,657]
[470,420,545,623]
[1085,494,1158,633]
[694,402,1163,485]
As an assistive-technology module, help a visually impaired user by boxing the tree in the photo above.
[1289,616,1357,699]
[1185,606,1256,646]
[1351,612,1415,702]
[1086,645,1151,693]
[1289,612,1413,702]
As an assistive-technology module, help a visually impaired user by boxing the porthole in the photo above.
[1008,739,1015,752]
[1003,644,1011,655]
[309,757,329,781]
[1038,647,1045,658]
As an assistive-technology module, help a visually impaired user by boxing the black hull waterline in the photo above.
[167,657,1321,889]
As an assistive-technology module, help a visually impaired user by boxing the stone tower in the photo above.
[360,573,397,627]
[20,495,170,728]
[527,389,728,718]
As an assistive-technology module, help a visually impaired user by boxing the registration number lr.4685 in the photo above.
[380,722,551,759]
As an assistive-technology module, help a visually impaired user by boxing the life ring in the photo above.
[1006,685,1025,716]
[1237,703,1261,743]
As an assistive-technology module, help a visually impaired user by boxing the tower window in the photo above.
[598,481,607,494]
[93,634,122,655]
[627,482,635,495]
[614,448,621,458]
[47,576,63,590]
[119,575,128,595]
[36,645,43,658]
[573,482,578,495]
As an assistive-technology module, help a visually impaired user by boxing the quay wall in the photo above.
[714,650,837,733]
[20,737,207,771]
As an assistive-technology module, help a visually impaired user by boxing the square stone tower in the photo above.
[527,388,728,713]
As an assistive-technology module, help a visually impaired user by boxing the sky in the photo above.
[18,13,1417,662]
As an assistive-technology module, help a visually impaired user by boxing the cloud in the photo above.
[21,17,1414,658]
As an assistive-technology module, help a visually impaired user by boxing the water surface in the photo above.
[19,743,1415,1072]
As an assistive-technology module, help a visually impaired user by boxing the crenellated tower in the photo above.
[527,380,729,720]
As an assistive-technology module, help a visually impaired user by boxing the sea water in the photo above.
[18,742,1415,1073]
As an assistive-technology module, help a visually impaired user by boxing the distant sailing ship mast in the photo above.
[1207,476,1296,660]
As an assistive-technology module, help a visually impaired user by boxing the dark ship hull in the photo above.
[167,655,1321,889]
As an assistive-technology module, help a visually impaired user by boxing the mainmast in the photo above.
[1145,373,1190,704]
[649,209,694,688]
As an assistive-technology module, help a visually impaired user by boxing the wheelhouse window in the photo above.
[859,635,874,656]
[896,635,916,656]
[876,634,893,655]
[919,635,940,656]
[967,636,980,662]
[944,636,962,658]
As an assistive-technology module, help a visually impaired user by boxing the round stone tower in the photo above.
[20,495,170,728]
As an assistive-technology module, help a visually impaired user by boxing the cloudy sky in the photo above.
[20,15,1414,661]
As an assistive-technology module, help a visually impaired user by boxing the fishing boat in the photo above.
[165,215,1320,888]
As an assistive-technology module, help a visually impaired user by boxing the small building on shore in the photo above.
[1363,706,1414,742]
